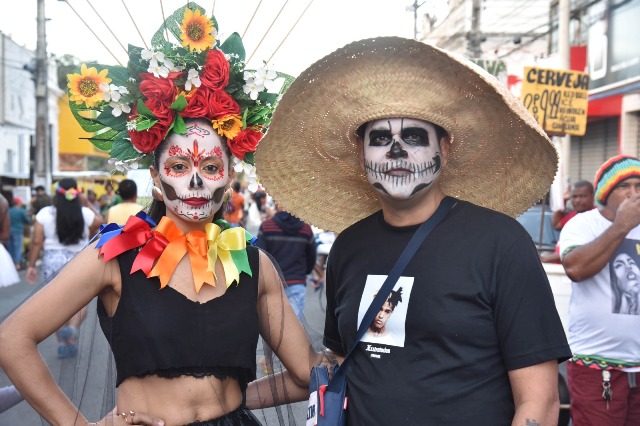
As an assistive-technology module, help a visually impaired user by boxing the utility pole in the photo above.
[467,0,483,58]
[34,0,51,190]
[558,0,571,195]
[409,0,426,40]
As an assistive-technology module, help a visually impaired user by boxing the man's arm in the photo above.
[562,195,640,282]
[551,209,565,231]
[0,196,9,245]
[508,360,559,426]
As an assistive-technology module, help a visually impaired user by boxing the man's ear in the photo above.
[439,134,452,167]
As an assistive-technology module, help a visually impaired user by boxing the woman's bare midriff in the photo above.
[116,374,244,426]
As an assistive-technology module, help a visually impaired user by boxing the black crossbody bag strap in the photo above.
[327,196,456,391]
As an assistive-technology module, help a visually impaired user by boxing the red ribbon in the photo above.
[99,216,154,262]
[131,232,169,275]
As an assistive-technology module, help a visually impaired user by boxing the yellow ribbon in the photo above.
[148,217,215,292]
[205,223,247,288]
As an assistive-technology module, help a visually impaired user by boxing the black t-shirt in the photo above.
[324,200,571,425]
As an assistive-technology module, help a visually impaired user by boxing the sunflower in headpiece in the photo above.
[67,64,112,108]
[180,8,216,52]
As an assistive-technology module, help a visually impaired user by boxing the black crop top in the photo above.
[97,246,260,389]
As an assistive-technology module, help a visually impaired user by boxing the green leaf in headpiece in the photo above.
[68,103,102,133]
[111,139,140,161]
[257,92,278,106]
[171,95,188,112]
[173,114,187,134]
[96,107,127,131]
[88,139,113,152]
[243,151,255,166]
[136,100,156,119]
[136,117,158,131]
[219,33,246,62]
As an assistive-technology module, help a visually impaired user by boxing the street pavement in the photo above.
[0,269,328,425]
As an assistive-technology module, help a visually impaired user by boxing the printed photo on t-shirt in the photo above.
[608,239,640,316]
[357,275,414,347]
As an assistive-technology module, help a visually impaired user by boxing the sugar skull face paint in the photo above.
[363,118,442,199]
[158,121,229,222]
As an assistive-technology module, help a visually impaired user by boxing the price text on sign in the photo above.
[520,67,590,136]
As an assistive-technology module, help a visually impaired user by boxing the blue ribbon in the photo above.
[95,211,157,248]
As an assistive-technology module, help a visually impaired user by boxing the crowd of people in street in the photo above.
[0,3,639,425]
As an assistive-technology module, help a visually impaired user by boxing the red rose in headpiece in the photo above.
[127,104,170,153]
[139,72,182,123]
[229,128,263,160]
[200,49,230,90]
[128,123,168,154]
[181,86,241,120]
[208,90,240,119]
[181,87,211,119]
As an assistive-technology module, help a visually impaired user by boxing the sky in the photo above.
[0,0,436,77]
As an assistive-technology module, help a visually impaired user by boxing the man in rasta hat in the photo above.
[256,37,571,425]
[560,154,640,425]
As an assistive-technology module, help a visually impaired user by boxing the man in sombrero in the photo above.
[256,37,571,425]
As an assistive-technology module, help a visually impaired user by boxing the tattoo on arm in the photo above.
[525,419,541,426]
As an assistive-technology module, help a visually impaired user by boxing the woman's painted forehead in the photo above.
[162,122,226,160]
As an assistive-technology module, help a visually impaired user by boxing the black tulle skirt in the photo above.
[185,406,262,426]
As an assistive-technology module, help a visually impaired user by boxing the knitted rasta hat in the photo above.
[594,154,640,206]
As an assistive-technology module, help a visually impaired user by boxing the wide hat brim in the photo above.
[256,37,558,233]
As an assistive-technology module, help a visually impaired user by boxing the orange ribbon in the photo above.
[147,217,214,292]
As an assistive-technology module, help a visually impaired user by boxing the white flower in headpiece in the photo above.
[108,157,141,172]
[126,118,138,131]
[100,83,122,102]
[242,78,264,101]
[163,58,177,71]
[148,63,170,78]
[232,158,260,192]
[184,68,202,91]
[254,66,278,90]
[108,158,128,172]
[141,49,165,65]
[110,101,131,118]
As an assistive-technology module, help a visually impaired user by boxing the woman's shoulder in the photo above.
[35,205,54,221]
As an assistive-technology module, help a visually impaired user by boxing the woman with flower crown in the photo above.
[0,4,319,426]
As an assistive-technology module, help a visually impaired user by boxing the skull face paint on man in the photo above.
[156,121,229,221]
[363,118,442,199]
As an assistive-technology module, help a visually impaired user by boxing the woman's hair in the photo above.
[54,178,85,245]
[609,252,627,313]
[148,118,232,224]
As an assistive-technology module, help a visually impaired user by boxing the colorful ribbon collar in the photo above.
[96,212,255,292]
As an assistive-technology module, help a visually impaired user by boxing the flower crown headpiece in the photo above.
[66,2,293,189]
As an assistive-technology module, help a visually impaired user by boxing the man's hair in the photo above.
[35,185,45,192]
[356,121,448,144]
[232,181,242,192]
[387,287,404,311]
[116,179,137,201]
[573,180,594,194]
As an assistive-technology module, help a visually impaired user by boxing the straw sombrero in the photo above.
[256,37,558,233]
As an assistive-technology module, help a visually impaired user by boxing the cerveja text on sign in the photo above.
[520,67,590,136]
